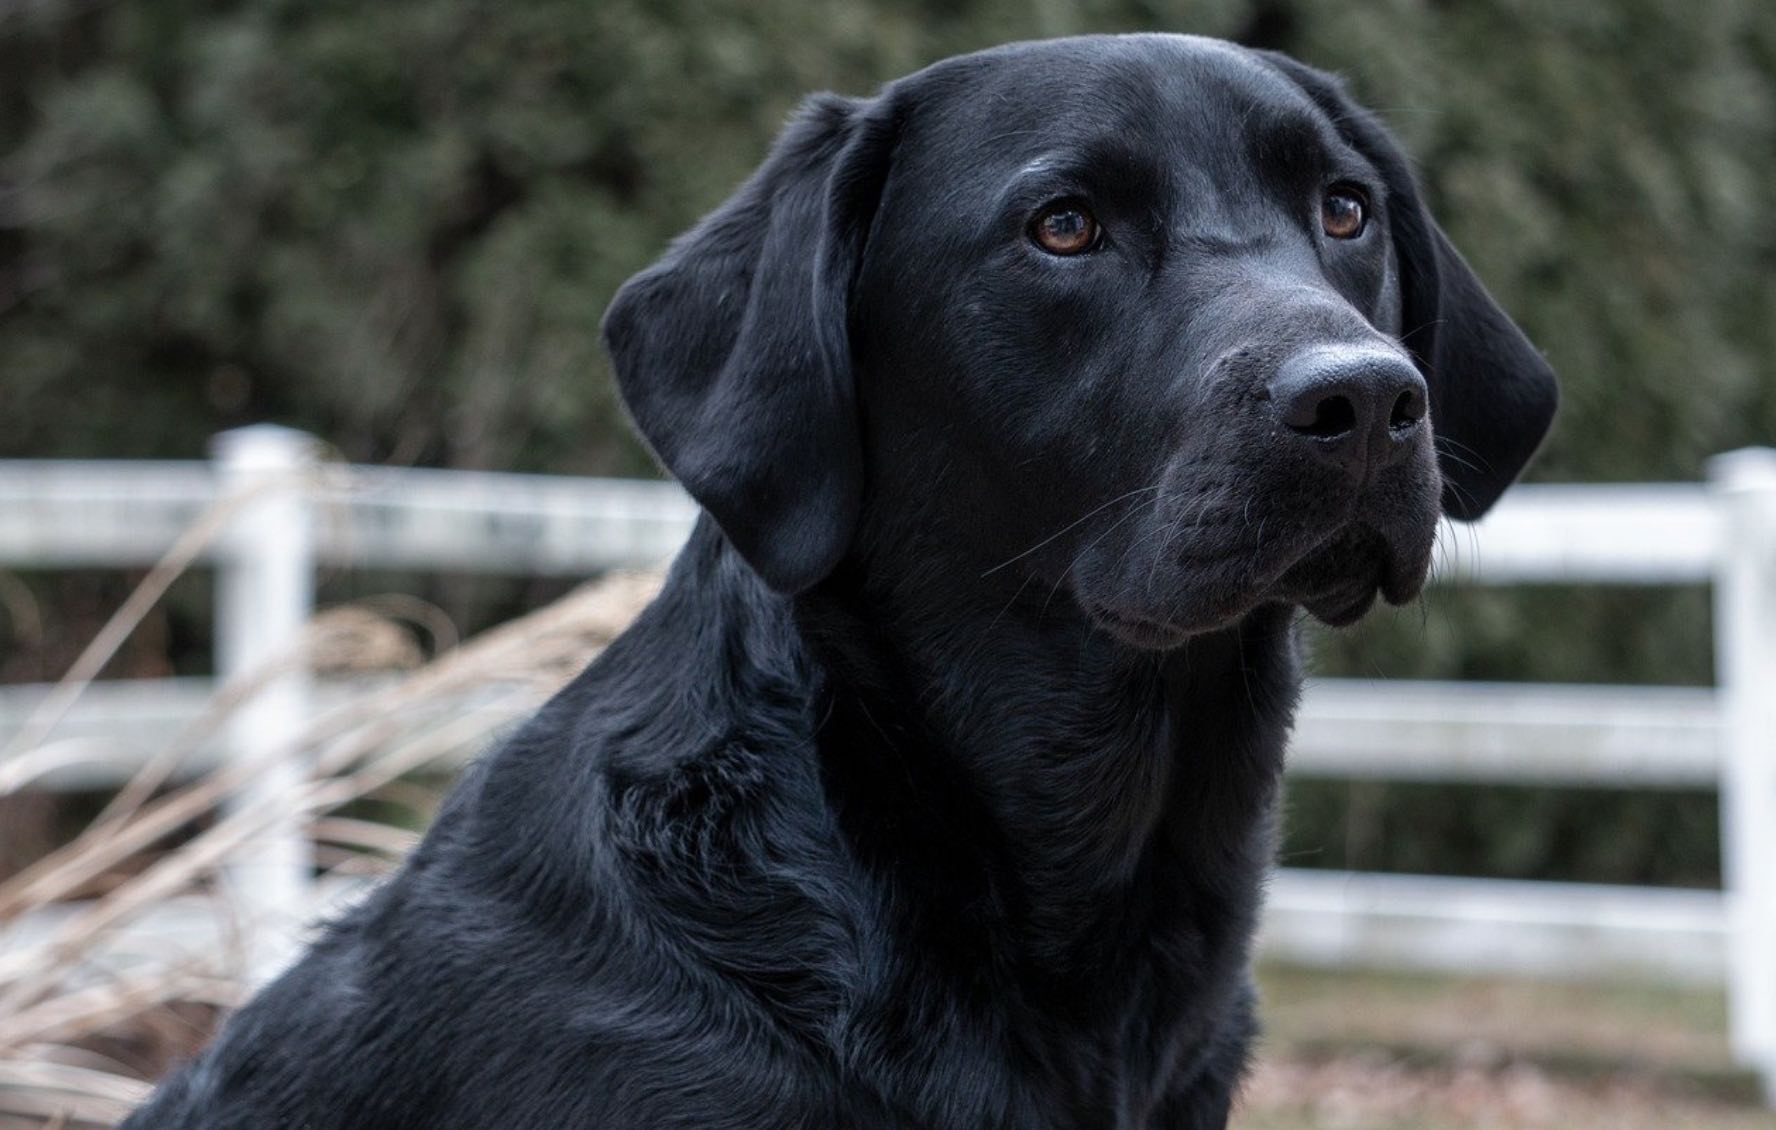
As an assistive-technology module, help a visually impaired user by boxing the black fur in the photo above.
[124,34,1555,1129]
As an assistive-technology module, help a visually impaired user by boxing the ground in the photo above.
[1239,963,1776,1129]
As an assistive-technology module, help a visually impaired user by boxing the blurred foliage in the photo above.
[1282,779,1722,888]
[1308,585,1718,686]
[3,0,1774,885]
[6,0,1773,473]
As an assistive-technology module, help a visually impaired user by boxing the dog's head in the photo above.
[604,35,1556,647]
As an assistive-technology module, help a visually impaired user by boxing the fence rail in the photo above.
[0,676,1727,792]
[0,457,698,573]
[1,425,1773,1102]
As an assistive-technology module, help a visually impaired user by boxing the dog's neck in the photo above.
[792,524,1299,984]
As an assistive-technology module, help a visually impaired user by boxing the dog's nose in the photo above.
[1269,345,1427,477]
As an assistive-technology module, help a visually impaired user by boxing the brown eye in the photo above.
[1322,186,1368,240]
[1030,201,1100,255]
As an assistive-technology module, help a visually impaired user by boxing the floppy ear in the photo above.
[1258,53,1559,520]
[601,95,894,591]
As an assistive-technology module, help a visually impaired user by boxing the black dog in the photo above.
[123,34,1554,1129]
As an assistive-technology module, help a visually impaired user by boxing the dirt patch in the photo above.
[1238,1052,1776,1130]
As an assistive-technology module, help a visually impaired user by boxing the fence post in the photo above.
[1710,447,1776,1105]
[212,425,317,988]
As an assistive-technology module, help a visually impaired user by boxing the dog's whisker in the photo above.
[1433,435,1495,477]
[1040,499,1155,615]
[980,484,1163,578]
[980,566,1042,642]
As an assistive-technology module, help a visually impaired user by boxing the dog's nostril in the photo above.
[1288,394,1357,439]
[1389,388,1425,430]
[1271,345,1429,473]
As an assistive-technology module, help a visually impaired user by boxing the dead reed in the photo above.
[0,559,661,1128]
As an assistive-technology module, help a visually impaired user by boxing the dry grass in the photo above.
[1238,1053,1776,1130]
[0,562,660,1127]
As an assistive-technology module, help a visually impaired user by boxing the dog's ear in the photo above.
[1258,53,1558,521]
[602,95,894,591]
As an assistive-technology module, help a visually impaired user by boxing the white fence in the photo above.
[1,426,1773,1101]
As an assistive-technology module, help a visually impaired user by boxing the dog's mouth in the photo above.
[1275,522,1431,628]
[1077,514,1434,649]
[1066,450,1444,649]
[1079,600,1197,650]
[1298,575,1382,627]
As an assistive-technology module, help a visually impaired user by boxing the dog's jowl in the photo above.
[124,34,1555,1130]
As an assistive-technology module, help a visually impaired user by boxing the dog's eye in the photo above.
[1321,187,1368,240]
[1029,201,1100,255]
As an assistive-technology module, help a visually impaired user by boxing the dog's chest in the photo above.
[839,822,1264,1129]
